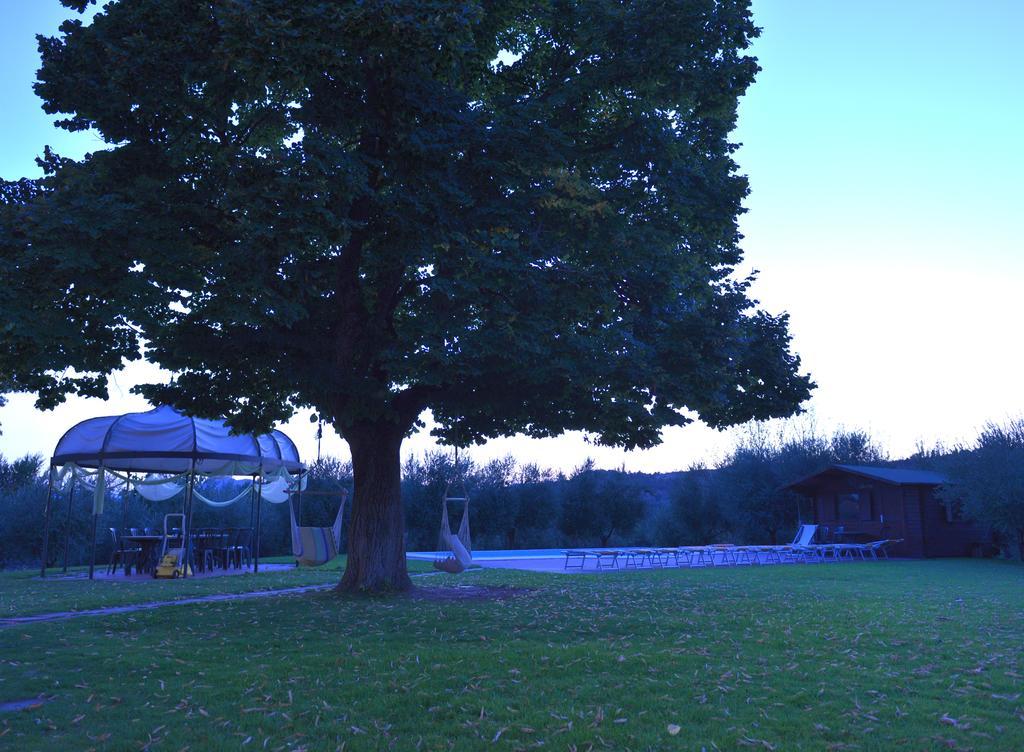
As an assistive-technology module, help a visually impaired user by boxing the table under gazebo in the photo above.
[40,405,306,579]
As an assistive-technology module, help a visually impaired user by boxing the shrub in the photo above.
[940,420,1024,559]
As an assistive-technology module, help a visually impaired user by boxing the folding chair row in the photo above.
[562,538,902,570]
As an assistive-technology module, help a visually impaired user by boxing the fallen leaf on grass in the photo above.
[739,736,776,750]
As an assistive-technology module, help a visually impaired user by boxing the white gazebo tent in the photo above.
[41,405,305,579]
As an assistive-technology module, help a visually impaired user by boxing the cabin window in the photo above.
[943,498,964,523]
[838,493,861,521]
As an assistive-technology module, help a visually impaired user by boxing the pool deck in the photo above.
[469,552,784,574]
[409,548,778,574]
[474,557,573,573]
[413,545,887,574]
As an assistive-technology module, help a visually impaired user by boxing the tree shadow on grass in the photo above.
[409,584,532,602]
[324,583,532,601]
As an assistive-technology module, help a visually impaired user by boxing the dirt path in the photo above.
[1,572,448,628]
[0,583,335,627]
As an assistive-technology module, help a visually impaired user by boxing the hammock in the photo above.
[290,490,348,567]
[434,488,473,573]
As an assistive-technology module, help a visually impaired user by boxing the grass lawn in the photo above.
[1,557,436,618]
[2,560,1022,750]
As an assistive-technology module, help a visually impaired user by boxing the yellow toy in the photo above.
[153,513,192,578]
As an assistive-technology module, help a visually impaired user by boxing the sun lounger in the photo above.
[838,538,893,560]
[589,549,622,569]
[695,547,719,567]
[637,548,671,567]
[793,524,818,546]
[735,545,783,565]
[865,538,901,559]
[562,549,623,569]
[821,542,858,561]
[802,542,835,561]
[732,546,761,566]
[656,548,686,567]
[665,546,704,567]
[563,550,589,569]
[683,546,712,566]
[617,549,645,568]
[831,538,902,561]
[668,547,699,567]
[704,544,738,566]
[781,524,822,563]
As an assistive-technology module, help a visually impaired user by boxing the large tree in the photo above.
[1,0,812,591]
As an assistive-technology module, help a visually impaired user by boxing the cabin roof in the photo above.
[785,464,947,492]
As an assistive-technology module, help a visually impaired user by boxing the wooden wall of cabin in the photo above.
[806,478,990,557]
[899,486,925,557]
[805,476,919,557]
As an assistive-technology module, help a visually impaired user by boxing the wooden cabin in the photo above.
[784,464,991,558]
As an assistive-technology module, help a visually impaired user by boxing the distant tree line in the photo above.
[3,418,1024,570]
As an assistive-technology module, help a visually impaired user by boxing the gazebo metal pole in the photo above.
[180,473,188,531]
[182,464,196,578]
[249,475,257,529]
[254,471,264,574]
[39,464,56,578]
[87,512,99,580]
[121,472,130,534]
[248,475,256,569]
[87,466,101,580]
[62,483,76,574]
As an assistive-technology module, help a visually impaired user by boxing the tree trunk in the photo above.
[338,424,413,593]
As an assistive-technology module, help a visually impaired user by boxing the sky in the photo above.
[1,0,1022,473]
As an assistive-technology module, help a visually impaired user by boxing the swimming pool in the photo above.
[407,548,567,561]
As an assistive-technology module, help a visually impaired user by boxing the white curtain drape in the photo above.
[134,479,186,502]
[57,462,306,513]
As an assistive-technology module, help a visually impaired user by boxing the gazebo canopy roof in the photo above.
[51,405,303,475]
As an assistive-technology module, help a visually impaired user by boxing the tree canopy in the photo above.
[1,0,813,590]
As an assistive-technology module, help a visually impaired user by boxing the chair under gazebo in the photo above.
[40,404,306,579]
